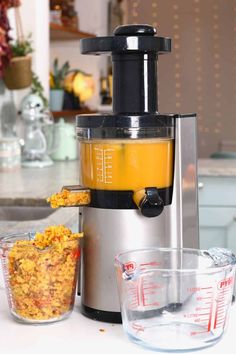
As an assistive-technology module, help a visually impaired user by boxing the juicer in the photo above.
[62,24,199,323]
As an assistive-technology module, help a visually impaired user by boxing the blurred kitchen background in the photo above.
[0,0,236,250]
[1,0,236,157]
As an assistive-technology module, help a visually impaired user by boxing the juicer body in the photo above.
[73,24,200,322]
[79,115,199,322]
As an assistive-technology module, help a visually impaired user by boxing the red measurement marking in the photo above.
[196,307,211,311]
[216,318,225,322]
[218,290,231,295]
[217,311,226,316]
[132,323,144,333]
[136,285,140,307]
[218,277,234,290]
[214,298,227,329]
[217,305,226,309]
[206,291,214,332]
[124,261,136,273]
[143,284,161,289]
[140,261,161,267]
[190,331,209,336]
[217,298,226,302]
[201,287,212,290]
[141,278,146,307]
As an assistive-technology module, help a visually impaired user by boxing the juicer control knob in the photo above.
[133,187,164,218]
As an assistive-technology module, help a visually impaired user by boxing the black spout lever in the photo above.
[133,187,164,218]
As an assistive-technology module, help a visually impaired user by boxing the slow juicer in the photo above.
[66,25,199,323]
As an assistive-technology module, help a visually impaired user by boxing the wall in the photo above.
[0,0,49,137]
[50,0,110,109]
[126,0,236,158]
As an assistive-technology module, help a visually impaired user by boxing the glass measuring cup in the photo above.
[0,232,80,324]
[115,247,236,351]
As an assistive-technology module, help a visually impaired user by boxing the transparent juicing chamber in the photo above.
[79,138,174,191]
[77,116,175,193]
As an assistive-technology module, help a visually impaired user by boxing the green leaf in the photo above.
[31,72,48,107]
[51,58,70,89]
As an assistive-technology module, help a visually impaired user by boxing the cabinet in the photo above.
[49,24,96,119]
[50,23,95,41]
[198,176,236,252]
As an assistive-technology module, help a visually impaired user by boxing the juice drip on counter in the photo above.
[80,139,174,190]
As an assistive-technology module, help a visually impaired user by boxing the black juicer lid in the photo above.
[80,24,171,55]
[76,24,174,138]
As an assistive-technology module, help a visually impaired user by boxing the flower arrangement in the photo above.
[11,35,33,57]
[1,2,34,90]
[0,0,21,77]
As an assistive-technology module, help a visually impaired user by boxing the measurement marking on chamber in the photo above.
[95,148,114,184]
[217,310,226,315]
[140,262,161,267]
[214,296,228,329]
[201,287,212,290]
[217,303,227,308]
[191,330,208,336]
[197,307,211,310]
[219,289,231,294]
[217,297,227,301]
[142,286,160,290]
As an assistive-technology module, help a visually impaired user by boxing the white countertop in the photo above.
[0,289,235,354]
[0,161,79,206]
[1,159,236,207]
[198,159,236,177]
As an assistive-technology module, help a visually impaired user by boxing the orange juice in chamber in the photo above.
[80,138,174,191]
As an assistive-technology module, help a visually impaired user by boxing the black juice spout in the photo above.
[80,24,171,115]
[133,187,164,218]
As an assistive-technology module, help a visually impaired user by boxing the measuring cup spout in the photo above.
[203,247,236,267]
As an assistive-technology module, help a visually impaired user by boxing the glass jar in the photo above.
[0,232,80,324]
[0,138,21,172]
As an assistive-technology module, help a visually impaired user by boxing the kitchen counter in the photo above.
[198,158,236,177]
[0,159,236,207]
[0,161,236,352]
[0,159,235,234]
[0,161,78,206]
[0,161,79,235]
[0,289,234,354]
